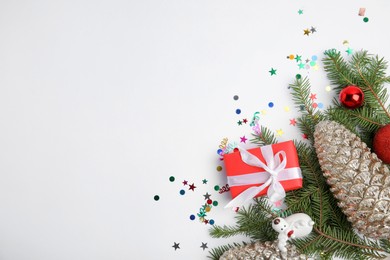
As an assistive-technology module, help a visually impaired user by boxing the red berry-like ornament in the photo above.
[373,124,390,164]
[339,85,364,109]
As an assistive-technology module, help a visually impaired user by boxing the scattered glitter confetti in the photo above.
[207,199,212,204]
[298,62,305,69]
[310,93,317,100]
[240,135,247,143]
[213,201,219,206]
[237,120,242,126]
[216,166,223,171]
[358,8,366,16]
[219,184,230,194]
[172,242,180,250]
[305,58,310,63]
[343,40,349,46]
[209,219,215,225]
[154,195,160,201]
[312,55,318,61]
[318,103,324,109]
[200,242,208,251]
[242,118,248,124]
[290,118,297,126]
[233,95,239,100]
[296,74,302,79]
[203,192,211,200]
[268,102,274,108]
[325,86,332,92]
[182,180,188,185]
[261,110,267,115]
[295,55,302,62]
[180,189,185,195]
[288,54,295,60]
[310,26,317,33]
[276,129,284,136]
[298,9,303,15]
[303,28,310,36]
[190,214,195,220]
[312,103,318,108]
[310,61,316,66]
[269,68,277,75]
[214,185,220,191]
[346,47,353,55]
[284,106,290,112]
[363,17,369,23]
[235,109,241,114]
[169,176,175,182]
[189,183,196,191]
[202,179,208,184]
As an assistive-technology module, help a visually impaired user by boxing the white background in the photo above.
[1,1,390,259]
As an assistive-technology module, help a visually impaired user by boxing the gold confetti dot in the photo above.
[216,166,223,171]
[289,54,295,60]
[284,106,290,112]
[343,40,349,46]
[205,206,211,212]
[325,86,332,92]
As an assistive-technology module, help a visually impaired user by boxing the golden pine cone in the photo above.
[219,240,309,260]
[314,120,390,239]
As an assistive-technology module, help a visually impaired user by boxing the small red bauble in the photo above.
[373,124,390,164]
[339,85,364,109]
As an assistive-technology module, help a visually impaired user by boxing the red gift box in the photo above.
[223,140,302,203]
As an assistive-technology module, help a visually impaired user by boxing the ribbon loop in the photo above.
[225,145,290,208]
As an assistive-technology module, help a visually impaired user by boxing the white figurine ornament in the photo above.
[271,213,315,252]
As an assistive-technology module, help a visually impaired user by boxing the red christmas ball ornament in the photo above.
[373,124,390,164]
[339,85,364,109]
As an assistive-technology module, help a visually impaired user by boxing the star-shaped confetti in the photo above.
[237,120,242,126]
[310,93,317,100]
[294,55,302,62]
[202,179,208,184]
[200,242,208,251]
[303,29,310,36]
[305,58,310,63]
[298,62,305,69]
[310,26,317,33]
[182,180,188,186]
[298,9,303,15]
[189,183,196,191]
[290,118,297,126]
[269,68,277,75]
[203,192,211,200]
[276,129,284,136]
[242,118,248,124]
[240,136,247,143]
[346,47,353,55]
[172,242,180,250]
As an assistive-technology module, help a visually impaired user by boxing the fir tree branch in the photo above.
[313,227,389,256]
[250,125,278,146]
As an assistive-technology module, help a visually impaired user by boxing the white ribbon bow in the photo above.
[225,145,290,208]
